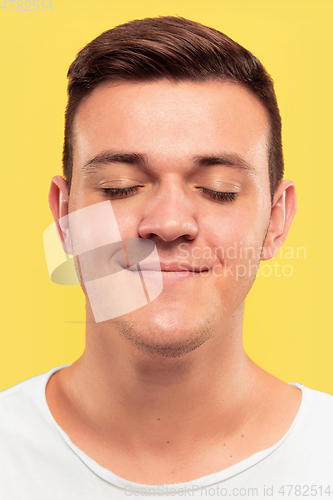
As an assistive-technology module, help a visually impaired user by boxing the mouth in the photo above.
[132,264,210,284]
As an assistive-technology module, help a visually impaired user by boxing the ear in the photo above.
[49,176,72,254]
[261,179,297,260]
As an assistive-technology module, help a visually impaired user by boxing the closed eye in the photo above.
[101,186,141,198]
[101,186,237,202]
[199,188,237,202]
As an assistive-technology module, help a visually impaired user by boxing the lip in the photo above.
[119,260,212,286]
[138,269,202,284]
[137,261,207,273]
[128,262,210,284]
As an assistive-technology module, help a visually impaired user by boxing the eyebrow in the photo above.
[82,152,148,174]
[193,154,254,172]
[81,151,255,174]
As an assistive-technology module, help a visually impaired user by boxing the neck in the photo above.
[63,302,261,448]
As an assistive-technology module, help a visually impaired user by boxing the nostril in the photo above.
[138,216,199,243]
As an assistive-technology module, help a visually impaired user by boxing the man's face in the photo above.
[69,79,272,356]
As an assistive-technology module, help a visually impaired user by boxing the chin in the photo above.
[114,307,216,359]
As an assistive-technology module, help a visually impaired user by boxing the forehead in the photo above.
[72,79,270,176]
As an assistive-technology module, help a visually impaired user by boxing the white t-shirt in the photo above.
[0,365,332,500]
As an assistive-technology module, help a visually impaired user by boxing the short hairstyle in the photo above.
[63,16,284,201]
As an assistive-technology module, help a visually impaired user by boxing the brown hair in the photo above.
[63,16,284,200]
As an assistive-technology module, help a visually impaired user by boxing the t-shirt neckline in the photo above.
[41,364,308,492]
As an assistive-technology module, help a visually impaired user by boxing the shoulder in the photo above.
[289,383,333,443]
[294,382,333,411]
[0,370,45,411]
[0,366,69,434]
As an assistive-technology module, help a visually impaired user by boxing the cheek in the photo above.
[200,209,266,309]
[111,206,141,239]
[201,207,266,261]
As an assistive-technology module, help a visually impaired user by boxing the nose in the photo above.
[138,181,198,242]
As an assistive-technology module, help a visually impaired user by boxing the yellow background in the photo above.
[0,0,332,392]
